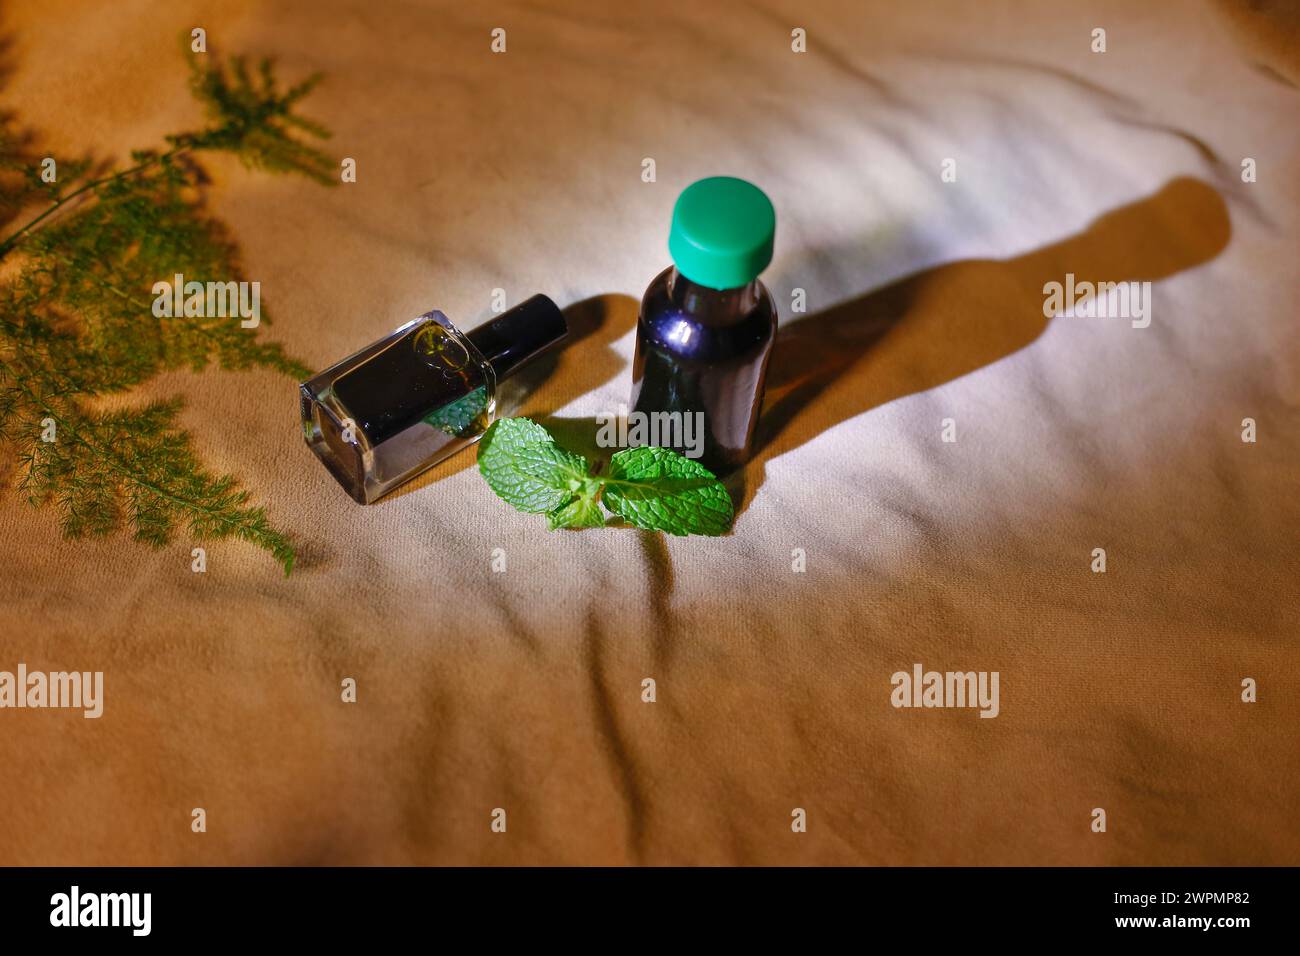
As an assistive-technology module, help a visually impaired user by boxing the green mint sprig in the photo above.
[477,418,734,536]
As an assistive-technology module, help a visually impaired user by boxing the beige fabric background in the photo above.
[1,0,1297,865]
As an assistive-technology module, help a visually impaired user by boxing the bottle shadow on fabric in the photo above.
[733,176,1232,515]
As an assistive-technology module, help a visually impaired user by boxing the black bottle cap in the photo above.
[466,294,568,381]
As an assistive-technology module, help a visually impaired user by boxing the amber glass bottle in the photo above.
[629,177,777,474]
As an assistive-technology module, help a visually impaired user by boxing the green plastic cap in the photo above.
[668,176,775,290]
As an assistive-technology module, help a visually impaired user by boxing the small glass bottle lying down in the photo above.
[300,294,567,504]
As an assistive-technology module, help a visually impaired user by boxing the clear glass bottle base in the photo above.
[299,312,497,504]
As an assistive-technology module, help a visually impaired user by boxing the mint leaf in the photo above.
[603,446,733,536]
[477,417,588,513]
[547,481,606,530]
[477,418,735,536]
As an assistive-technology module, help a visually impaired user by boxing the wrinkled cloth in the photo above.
[1,0,1297,865]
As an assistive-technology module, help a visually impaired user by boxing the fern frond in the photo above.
[176,43,336,185]
[0,39,335,574]
[20,390,294,575]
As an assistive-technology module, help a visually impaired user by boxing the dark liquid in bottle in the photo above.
[630,267,777,474]
[331,322,486,447]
